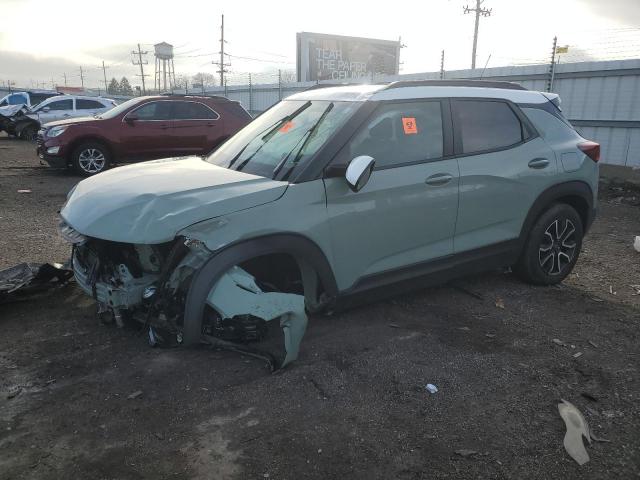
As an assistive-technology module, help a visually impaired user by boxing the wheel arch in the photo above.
[519,181,594,246]
[182,233,338,345]
[68,136,113,162]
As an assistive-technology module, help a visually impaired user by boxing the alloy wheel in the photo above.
[78,148,106,174]
[538,219,577,275]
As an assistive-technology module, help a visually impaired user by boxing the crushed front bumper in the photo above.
[72,245,158,309]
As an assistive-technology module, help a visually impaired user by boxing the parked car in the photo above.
[0,90,60,109]
[58,80,599,367]
[0,90,60,135]
[14,95,117,141]
[38,95,252,176]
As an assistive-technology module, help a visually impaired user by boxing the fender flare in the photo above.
[182,233,338,345]
[518,180,595,247]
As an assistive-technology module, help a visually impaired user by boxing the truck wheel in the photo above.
[513,203,583,285]
[72,142,111,176]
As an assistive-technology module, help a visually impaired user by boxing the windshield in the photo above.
[207,100,359,180]
[96,97,146,119]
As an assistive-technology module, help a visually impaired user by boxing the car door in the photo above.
[323,100,459,291]
[120,100,174,160]
[75,98,109,118]
[452,99,558,253]
[170,100,222,155]
[35,98,74,124]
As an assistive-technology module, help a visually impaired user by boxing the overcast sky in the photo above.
[1,0,639,89]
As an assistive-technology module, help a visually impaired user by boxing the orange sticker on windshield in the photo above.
[402,117,418,135]
[279,121,294,133]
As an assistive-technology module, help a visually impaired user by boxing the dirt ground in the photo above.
[0,134,638,480]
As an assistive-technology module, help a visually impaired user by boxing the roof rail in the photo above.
[159,92,231,101]
[303,82,388,92]
[383,80,527,91]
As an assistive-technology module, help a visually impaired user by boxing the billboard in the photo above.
[296,32,400,82]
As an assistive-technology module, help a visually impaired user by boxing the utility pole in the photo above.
[464,0,492,69]
[440,50,445,79]
[547,36,558,92]
[132,43,149,95]
[79,66,84,88]
[102,61,109,93]
[215,14,230,87]
[63,73,67,87]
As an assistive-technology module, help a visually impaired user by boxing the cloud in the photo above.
[579,0,640,25]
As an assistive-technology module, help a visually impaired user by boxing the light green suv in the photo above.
[60,80,600,368]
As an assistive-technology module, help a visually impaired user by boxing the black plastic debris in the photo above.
[0,262,73,304]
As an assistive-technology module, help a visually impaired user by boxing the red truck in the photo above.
[37,95,252,176]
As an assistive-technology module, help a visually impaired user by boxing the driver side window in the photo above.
[347,101,444,169]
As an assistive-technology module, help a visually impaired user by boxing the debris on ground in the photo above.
[455,449,478,458]
[581,392,598,402]
[425,384,438,394]
[573,352,583,358]
[495,298,505,309]
[6,387,23,400]
[552,338,567,347]
[588,340,599,348]
[0,262,73,304]
[485,333,496,338]
[558,399,591,465]
[17,189,31,193]
[127,390,143,399]
[634,236,640,252]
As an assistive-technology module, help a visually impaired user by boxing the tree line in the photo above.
[107,77,134,96]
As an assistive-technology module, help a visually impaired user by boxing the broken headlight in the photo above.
[57,220,88,245]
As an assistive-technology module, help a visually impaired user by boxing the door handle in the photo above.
[528,158,550,169]
[160,125,170,130]
[425,173,453,186]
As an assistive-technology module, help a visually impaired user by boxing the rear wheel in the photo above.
[514,203,583,285]
[72,142,111,176]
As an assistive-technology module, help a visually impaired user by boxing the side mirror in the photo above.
[42,106,50,112]
[125,113,138,124]
[345,155,375,192]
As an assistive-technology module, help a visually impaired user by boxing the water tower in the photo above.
[154,42,176,92]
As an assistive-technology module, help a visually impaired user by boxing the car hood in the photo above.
[43,116,100,127]
[61,156,288,244]
[0,104,27,118]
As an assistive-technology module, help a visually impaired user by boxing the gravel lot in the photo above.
[1,134,638,480]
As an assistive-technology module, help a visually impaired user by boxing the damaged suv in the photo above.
[60,81,599,368]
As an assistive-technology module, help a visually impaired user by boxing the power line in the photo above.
[463,0,492,69]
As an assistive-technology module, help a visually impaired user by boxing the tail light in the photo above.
[578,141,600,162]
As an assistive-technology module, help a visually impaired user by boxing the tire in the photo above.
[72,142,111,176]
[19,124,38,141]
[514,203,583,285]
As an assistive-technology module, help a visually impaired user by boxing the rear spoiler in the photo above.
[541,92,562,110]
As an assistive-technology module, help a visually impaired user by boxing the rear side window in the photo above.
[43,99,73,111]
[172,101,219,120]
[453,100,524,154]
[77,99,107,109]
[132,101,172,120]
[346,101,444,169]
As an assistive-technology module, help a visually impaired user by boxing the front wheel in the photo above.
[72,142,111,176]
[514,203,583,285]
[19,124,38,141]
